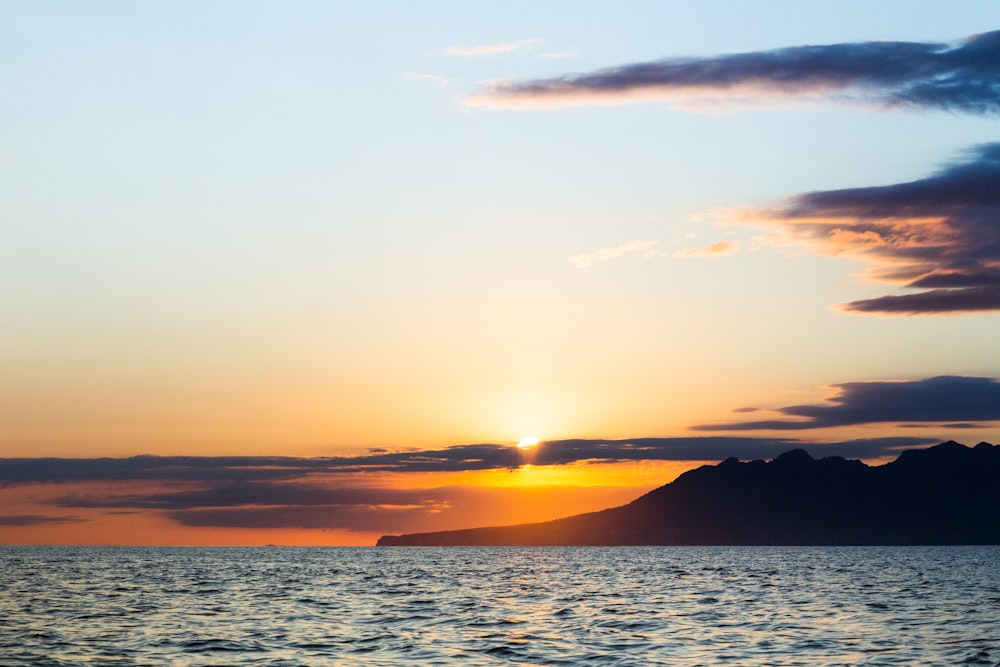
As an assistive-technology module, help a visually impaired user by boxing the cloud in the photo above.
[531,436,935,463]
[50,482,472,533]
[0,436,936,488]
[445,39,538,57]
[466,30,1000,114]
[693,375,1000,431]
[403,72,450,86]
[0,514,84,526]
[0,438,934,492]
[570,240,659,268]
[673,240,740,259]
[845,287,1000,315]
[730,144,1000,314]
[48,481,658,534]
[54,482,451,511]
[52,482,467,532]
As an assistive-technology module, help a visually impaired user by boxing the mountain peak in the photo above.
[773,448,814,466]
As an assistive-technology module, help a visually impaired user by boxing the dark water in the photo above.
[2,546,998,666]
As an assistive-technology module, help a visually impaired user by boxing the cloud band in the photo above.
[694,375,1000,431]
[467,30,1000,114]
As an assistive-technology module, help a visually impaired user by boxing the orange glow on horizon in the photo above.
[372,458,708,490]
[0,460,706,546]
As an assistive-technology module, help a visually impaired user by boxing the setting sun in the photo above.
[517,436,540,450]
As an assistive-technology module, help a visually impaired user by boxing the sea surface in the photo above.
[2,545,999,666]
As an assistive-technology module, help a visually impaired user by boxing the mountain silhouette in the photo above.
[377,441,1000,546]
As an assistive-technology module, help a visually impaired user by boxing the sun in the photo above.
[517,436,540,450]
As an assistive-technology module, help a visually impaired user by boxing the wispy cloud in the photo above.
[445,39,539,57]
[466,30,1000,114]
[693,376,1000,431]
[67,485,641,534]
[728,144,1000,314]
[570,240,659,268]
[403,72,450,86]
[0,514,84,526]
[673,240,740,259]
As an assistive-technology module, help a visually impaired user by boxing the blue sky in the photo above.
[3,1,999,460]
[4,0,1000,544]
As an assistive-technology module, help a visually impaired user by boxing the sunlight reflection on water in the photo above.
[2,545,998,666]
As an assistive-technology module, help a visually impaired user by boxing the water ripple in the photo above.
[2,546,999,665]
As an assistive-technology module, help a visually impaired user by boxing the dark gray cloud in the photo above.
[845,286,1000,314]
[0,448,520,486]
[54,482,453,511]
[525,436,932,464]
[54,483,465,533]
[0,436,935,486]
[468,30,1000,114]
[0,514,84,526]
[694,376,1000,431]
[743,143,1000,314]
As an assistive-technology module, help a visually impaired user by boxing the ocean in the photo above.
[2,545,998,666]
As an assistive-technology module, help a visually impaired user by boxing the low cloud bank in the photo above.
[0,436,936,485]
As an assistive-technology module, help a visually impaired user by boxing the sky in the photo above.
[3,1,1000,545]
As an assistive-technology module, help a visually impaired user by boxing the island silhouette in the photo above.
[377,441,1000,546]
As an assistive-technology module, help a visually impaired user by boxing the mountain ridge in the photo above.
[376,441,1000,546]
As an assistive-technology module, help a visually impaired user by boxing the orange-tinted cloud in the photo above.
[467,30,1000,114]
[673,240,740,259]
[730,144,1000,314]
[570,240,659,268]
